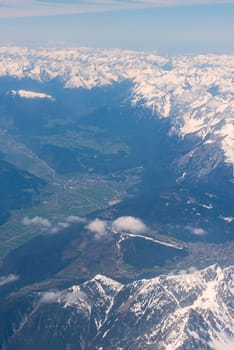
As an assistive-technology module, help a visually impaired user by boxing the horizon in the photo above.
[0,2,233,55]
[0,44,234,57]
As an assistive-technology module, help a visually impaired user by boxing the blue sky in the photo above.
[0,1,233,54]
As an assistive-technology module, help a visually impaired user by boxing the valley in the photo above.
[0,47,233,349]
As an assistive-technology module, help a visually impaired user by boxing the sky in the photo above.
[0,0,234,54]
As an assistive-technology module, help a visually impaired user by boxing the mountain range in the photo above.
[0,46,233,349]
[2,264,233,350]
[0,47,233,172]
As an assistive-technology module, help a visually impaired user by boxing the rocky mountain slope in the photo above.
[4,264,234,350]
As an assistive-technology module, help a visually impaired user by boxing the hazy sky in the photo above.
[0,0,233,54]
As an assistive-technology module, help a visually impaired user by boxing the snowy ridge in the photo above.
[38,265,234,349]
[94,264,234,349]
[40,274,123,332]
[0,46,233,168]
[123,264,234,349]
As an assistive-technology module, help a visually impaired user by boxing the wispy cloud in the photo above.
[50,221,70,234]
[58,222,70,229]
[186,226,207,236]
[40,288,86,305]
[39,290,64,303]
[0,1,233,18]
[22,216,51,227]
[86,218,108,239]
[66,215,87,223]
[0,274,19,287]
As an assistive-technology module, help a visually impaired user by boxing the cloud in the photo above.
[186,226,207,235]
[40,288,86,305]
[0,1,233,18]
[0,274,19,287]
[50,221,70,234]
[187,266,198,273]
[48,216,86,234]
[63,289,87,306]
[58,222,70,229]
[178,266,198,275]
[47,216,88,234]
[22,216,51,227]
[40,290,63,303]
[86,218,108,239]
[50,226,60,234]
[112,216,147,234]
[66,216,87,223]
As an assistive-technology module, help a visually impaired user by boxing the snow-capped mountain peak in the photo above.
[31,265,234,349]
[0,46,233,171]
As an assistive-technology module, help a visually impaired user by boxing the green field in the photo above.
[0,174,120,263]
[34,128,129,155]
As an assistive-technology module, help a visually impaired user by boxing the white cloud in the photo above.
[58,222,70,229]
[187,266,198,273]
[50,226,60,234]
[40,288,86,305]
[112,216,147,234]
[186,226,207,235]
[0,1,233,18]
[66,215,87,223]
[49,219,80,234]
[50,222,70,234]
[0,274,19,287]
[40,290,63,303]
[178,266,198,275]
[86,218,108,239]
[22,216,51,228]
